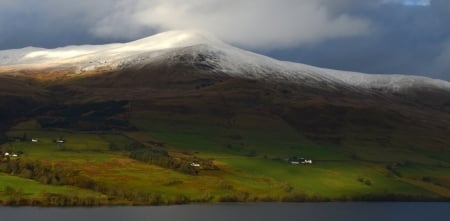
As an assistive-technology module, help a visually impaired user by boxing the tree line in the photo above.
[129,148,198,175]
[0,158,172,206]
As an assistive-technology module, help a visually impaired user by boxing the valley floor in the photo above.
[1,118,450,206]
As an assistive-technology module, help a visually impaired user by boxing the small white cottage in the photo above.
[190,162,201,167]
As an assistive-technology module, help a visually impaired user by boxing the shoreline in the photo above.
[2,194,449,207]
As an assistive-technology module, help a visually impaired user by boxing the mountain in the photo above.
[1,30,450,152]
[2,30,450,204]
[1,30,449,91]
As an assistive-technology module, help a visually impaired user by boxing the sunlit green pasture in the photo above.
[1,118,450,205]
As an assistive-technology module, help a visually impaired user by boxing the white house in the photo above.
[288,157,312,165]
[302,160,313,164]
[190,162,201,167]
[31,138,39,143]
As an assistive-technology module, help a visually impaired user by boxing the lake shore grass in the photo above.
[1,119,450,206]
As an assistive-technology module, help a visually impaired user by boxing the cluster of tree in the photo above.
[1,186,26,206]
[104,189,165,205]
[192,158,218,170]
[0,158,178,205]
[0,188,107,207]
[39,193,107,207]
[345,193,446,202]
[280,192,448,202]
[129,148,218,174]
[0,158,92,186]
[357,177,372,186]
[129,148,200,175]
[215,191,450,203]
[217,191,250,202]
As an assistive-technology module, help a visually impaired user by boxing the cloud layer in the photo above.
[0,0,374,49]
[89,0,372,49]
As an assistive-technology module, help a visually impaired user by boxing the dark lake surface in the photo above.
[1,202,450,221]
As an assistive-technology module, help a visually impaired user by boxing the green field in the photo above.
[1,116,450,206]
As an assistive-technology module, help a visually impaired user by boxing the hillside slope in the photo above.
[1,30,450,205]
[0,30,449,149]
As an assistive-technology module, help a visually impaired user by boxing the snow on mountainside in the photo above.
[0,30,449,91]
[0,30,224,66]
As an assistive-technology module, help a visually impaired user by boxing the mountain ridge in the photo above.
[0,30,449,92]
[1,31,450,204]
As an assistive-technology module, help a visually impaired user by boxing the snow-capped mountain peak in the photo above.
[0,30,449,92]
[111,30,227,53]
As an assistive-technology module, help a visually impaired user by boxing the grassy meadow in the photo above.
[1,114,450,206]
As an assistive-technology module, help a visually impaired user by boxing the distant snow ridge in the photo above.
[0,47,44,65]
[0,30,449,91]
[0,30,223,66]
[318,69,450,91]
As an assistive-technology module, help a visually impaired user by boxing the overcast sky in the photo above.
[0,0,449,81]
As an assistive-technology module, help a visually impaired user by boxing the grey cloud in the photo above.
[263,0,450,80]
[0,0,395,50]
[433,41,450,77]
[431,0,450,23]
[0,0,118,48]
[88,0,374,49]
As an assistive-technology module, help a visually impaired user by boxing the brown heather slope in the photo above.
[1,58,448,153]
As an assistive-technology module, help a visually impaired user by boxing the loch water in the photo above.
[1,202,450,221]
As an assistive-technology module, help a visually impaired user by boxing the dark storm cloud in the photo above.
[263,0,450,80]
[0,0,120,49]
[0,0,448,80]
